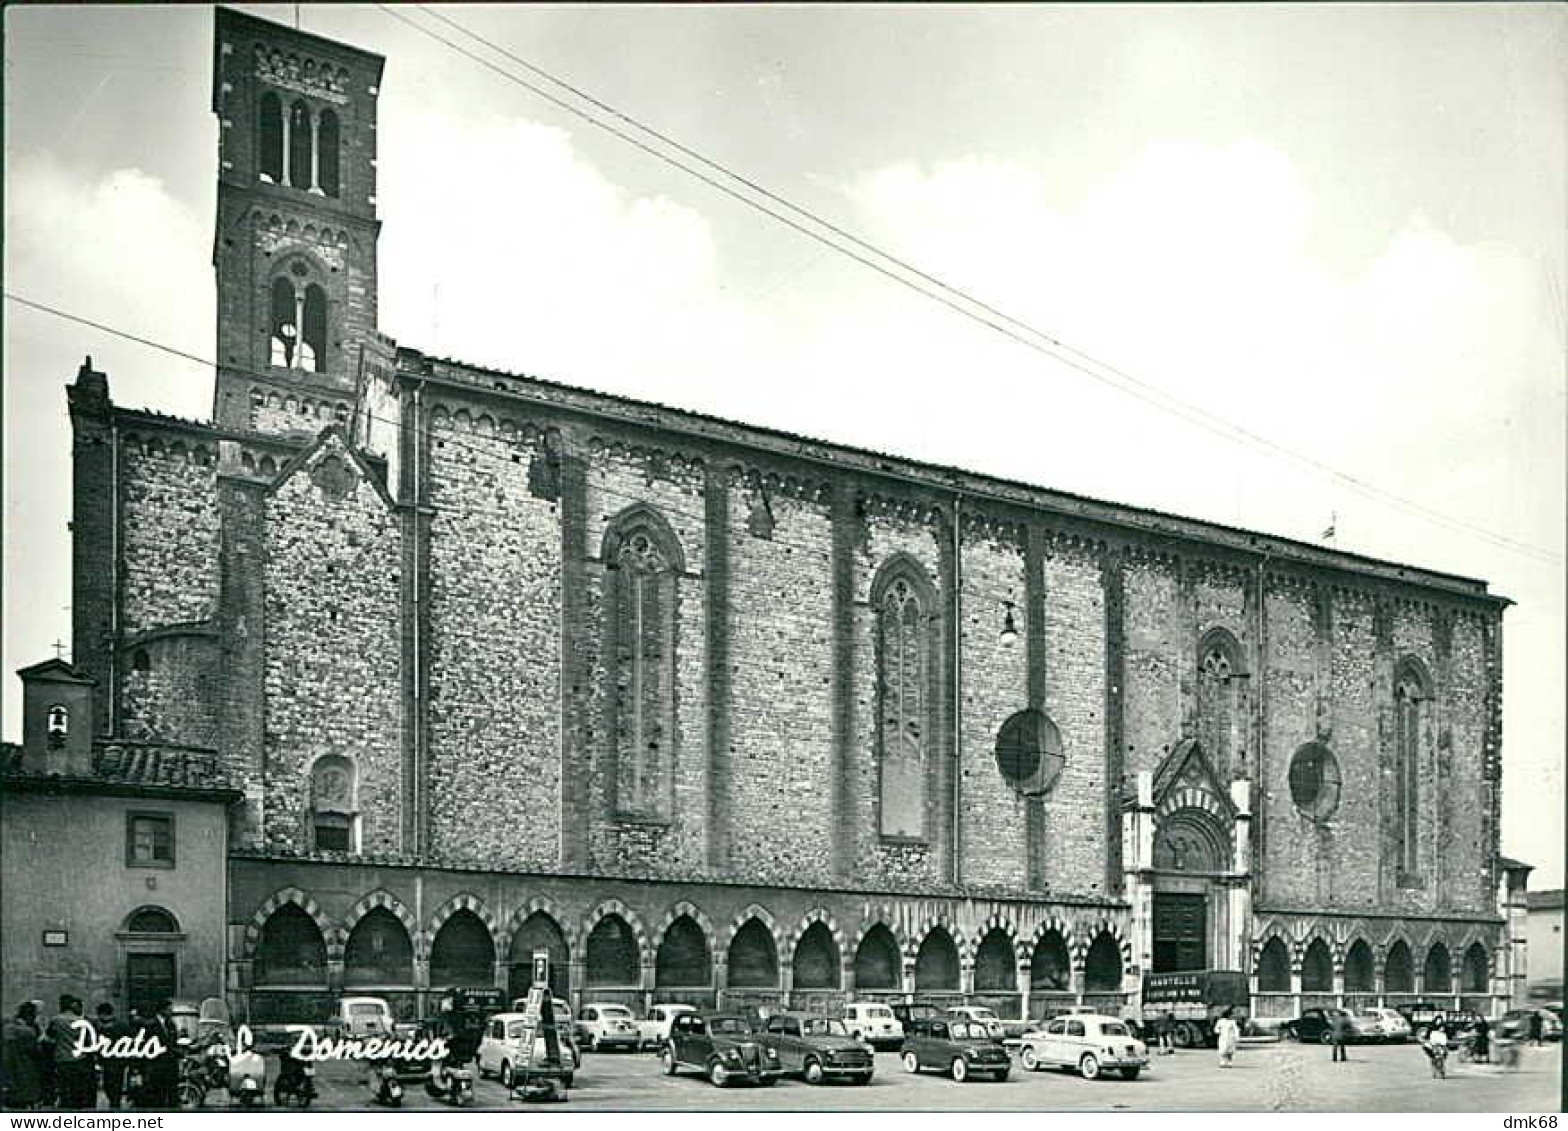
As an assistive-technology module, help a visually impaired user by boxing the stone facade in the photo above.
[53,7,1517,1025]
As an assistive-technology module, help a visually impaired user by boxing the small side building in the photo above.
[1,659,241,1015]
[1524,887,1564,1002]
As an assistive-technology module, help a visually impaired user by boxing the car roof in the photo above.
[582,1001,633,1009]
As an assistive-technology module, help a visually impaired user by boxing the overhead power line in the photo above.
[377,4,1563,569]
[7,290,1561,573]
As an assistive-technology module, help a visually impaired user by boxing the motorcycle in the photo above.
[273,1050,318,1109]
[424,1056,476,1106]
[1423,1039,1449,1079]
[367,1059,404,1107]
[175,1039,219,1110]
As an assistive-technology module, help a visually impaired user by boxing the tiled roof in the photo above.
[1526,889,1564,911]
[91,741,230,788]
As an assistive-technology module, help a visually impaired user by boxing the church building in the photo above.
[43,8,1516,1027]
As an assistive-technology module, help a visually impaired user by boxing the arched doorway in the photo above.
[508,911,570,1002]
[1461,942,1489,995]
[1301,939,1334,993]
[1257,938,1291,992]
[1423,943,1452,995]
[853,925,900,992]
[1385,940,1414,994]
[726,920,779,990]
[584,914,640,994]
[429,910,495,992]
[792,923,841,991]
[1083,931,1123,994]
[914,928,959,994]
[655,915,713,1005]
[344,908,413,988]
[1344,940,1374,996]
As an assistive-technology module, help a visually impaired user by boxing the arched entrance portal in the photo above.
[1151,805,1229,973]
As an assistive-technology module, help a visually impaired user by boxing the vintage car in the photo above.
[1497,1007,1563,1042]
[892,1001,946,1031]
[1391,1003,1485,1041]
[842,1002,904,1050]
[946,1005,1006,1043]
[576,1002,643,1052]
[900,1017,1012,1082]
[662,1011,784,1087]
[476,1011,579,1089]
[1280,1007,1366,1044]
[1018,1013,1148,1080]
[642,1003,699,1049]
[757,1012,874,1084]
[1356,1007,1413,1043]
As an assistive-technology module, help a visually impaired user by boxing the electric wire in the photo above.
[377,4,1563,568]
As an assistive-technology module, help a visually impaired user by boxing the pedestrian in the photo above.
[1215,1007,1239,1068]
[1,1002,43,1110]
[32,1000,56,1108]
[45,996,94,1110]
[1528,1009,1544,1047]
[1470,1015,1490,1064]
[1330,1009,1349,1063]
[93,1003,129,1110]
[140,1000,180,1110]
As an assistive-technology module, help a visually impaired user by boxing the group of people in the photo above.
[1,996,182,1111]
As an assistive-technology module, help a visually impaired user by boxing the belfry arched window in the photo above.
[602,507,682,821]
[872,558,937,839]
[270,269,327,373]
[1395,658,1431,878]
[258,93,284,183]
[288,100,312,190]
[318,110,341,197]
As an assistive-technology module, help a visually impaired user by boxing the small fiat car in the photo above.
[842,1002,904,1050]
[642,1003,698,1049]
[1018,1014,1148,1080]
[946,1005,1007,1044]
[900,1017,1012,1082]
[576,1003,642,1052]
[661,1011,784,1087]
[758,1012,874,1085]
[476,1012,579,1090]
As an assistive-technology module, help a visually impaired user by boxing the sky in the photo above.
[4,3,1564,884]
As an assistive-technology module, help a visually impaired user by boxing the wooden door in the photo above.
[1152,893,1207,973]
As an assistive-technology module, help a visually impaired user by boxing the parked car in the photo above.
[642,1003,698,1050]
[899,1017,1012,1082]
[1281,1008,1362,1044]
[946,1005,1006,1044]
[1018,1013,1148,1080]
[576,1003,642,1052]
[331,996,396,1038]
[757,1012,874,1085]
[476,1012,578,1090]
[892,1002,946,1031]
[841,1002,904,1050]
[1357,1007,1413,1042]
[661,1011,784,1087]
[1393,1002,1485,1041]
[1496,1007,1563,1042]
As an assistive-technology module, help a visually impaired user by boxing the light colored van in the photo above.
[841,1002,904,1049]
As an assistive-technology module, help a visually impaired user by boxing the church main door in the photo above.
[1152,893,1206,973]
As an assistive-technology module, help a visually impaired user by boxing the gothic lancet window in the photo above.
[603,508,681,821]
[1196,627,1243,779]
[271,270,328,373]
[874,560,936,839]
[271,277,298,368]
[302,283,327,372]
[1394,659,1430,878]
[310,754,359,853]
[258,93,284,183]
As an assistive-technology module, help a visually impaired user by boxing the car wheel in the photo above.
[1415,1027,1430,1042]
[585,1033,597,1052]
[562,1074,574,1090]
[952,1057,968,1083]
[1121,1067,1141,1080]
[709,1060,729,1088]
[804,1058,824,1085]
[902,1051,920,1074]
[1319,1031,1334,1046]
[662,1048,678,1076]
[500,1061,514,1089]
[1079,1053,1101,1080]
[177,1082,204,1111]
[994,1069,1010,1082]
[1021,1046,1041,1071]
[852,1072,872,1085]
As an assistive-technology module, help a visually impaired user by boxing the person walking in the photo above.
[1215,1007,1240,1068]
[93,1003,129,1110]
[1,1002,44,1110]
[1330,1009,1349,1062]
[140,1001,180,1110]
[1470,1015,1491,1064]
[1528,1009,1544,1048]
[45,996,94,1110]
[1161,1011,1177,1055]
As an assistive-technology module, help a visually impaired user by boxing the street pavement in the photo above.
[180,1039,1562,1113]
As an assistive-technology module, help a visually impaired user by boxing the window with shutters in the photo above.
[126,812,175,868]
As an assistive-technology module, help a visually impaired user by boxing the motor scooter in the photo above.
[425,1056,476,1106]
[273,1050,318,1108]
[366,1059,403,1107]
[226,1042,267,1107]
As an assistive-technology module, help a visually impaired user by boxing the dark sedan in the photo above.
[661,1011,784,1087]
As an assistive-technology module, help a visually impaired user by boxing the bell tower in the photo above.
[210,8,385,434]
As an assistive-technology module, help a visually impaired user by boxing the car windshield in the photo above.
[968,1009,999,1021]
[949,1021,990,1040]
[803,1019,849,1037]
[1099,1022,1131,1037]
[710,1018,751,1036]
[506,1021,529,1039]
[349,1004,383,1017]
[599,1007,632,1019]
[864,1007,891,1018]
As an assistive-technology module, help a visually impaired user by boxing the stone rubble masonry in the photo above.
[119,437,221,633]
[423,406,561,868]
[262,432,403,855]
